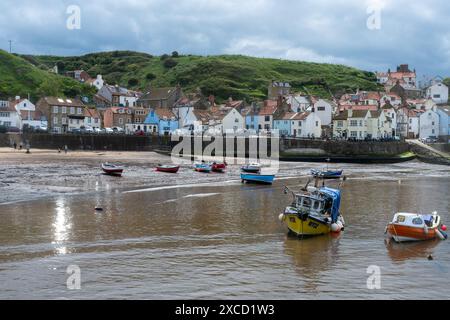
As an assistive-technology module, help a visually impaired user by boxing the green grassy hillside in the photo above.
[23,51,381,102]
[0,50,95,101]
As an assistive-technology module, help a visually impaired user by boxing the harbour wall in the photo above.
[0,133,411,158]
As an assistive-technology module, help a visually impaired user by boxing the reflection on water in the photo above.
[0,162,449,299]
[52,197,71,255]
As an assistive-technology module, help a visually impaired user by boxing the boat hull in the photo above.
[387,223,439,242]
[283,214,331,236]
[156,166,180,173]
[241,166,261,173]
[102,164,123,176]
[240,173,274,184]
[211,163,226,172]
[311,169,343,179]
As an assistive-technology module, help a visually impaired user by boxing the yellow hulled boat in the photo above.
[279,179,345,237]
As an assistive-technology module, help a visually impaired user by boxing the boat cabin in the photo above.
[392,213,440,229]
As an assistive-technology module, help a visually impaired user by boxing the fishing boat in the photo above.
[241,162,262,173]
[241,173,275,184]
[194,162,212,173]
[101,163,124,176]
[210,161,227,173]
[156,164,180,173]
[385,212,447,242]
[278,178,346,237]
[311,169,343,179]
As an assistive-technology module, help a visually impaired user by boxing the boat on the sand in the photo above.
[101,163,124,176]
[156,164,180,173]
[240,173,275,184]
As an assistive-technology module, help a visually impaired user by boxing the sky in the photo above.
[0,0,449,79]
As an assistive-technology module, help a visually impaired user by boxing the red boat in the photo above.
[102,163,124,176]
[211,161,227,173]
[156,164,180,173]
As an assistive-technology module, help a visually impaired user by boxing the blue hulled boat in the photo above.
[241,173,275,184]
[194,163,212,173]
[311,169,343,179]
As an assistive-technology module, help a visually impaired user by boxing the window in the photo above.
[77,108,82,115]
[62,117,67,124]
[54,117,58,125]
[316,121,319,127]
[337,121,343,128]
[3,121,11,127]
[0,112,9,117]
[235,118,239,123]
[432,122,435,125]
[284,121,288,124]
[359,120,363,127]
[412,217,423,225]
[298,121,302,126]
[350,131,357,137]
[119,118,123,125]
[53,106,59,114]
[317,106,325,111]
[433,94,440,98]
[265,116,270,122]
[350,120,358,127]
[62,107,67,114]
[432,129,435,134]
[70,107,75,114]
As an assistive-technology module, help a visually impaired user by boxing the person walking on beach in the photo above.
[13,142,17,150]
[64,145,68,154]
[19,142,23,150]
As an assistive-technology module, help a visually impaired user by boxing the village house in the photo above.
[268,81,291,100]
[138,86,183,109]
[273,112,296,136]
[10,97,46,130]
[381,103,397,137]
[380,93,402,107]
[312,99,334,126]
[87,75,105,90]
[241,104,260,132]
[103,107,133,129]
[66,70,92,83]
[192,109,215,134]
[84,108,102,130]
[426,82,449,104]
[436,106,450,142]
[0,100,20,129]
[419,109,440,140]
[396,107,422,138]
[144,108,179,136]
[287,95,311,112]
[97,85,139,108]
[209,106,245,134]
[291,112,322,138]
[36,97,86,133]
[258,100,278,132]
[332,109,391,140]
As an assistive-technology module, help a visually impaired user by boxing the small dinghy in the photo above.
[311,169,343,179]
[194,162,212,173]
[156,164,180,173]
[241,173,275,184]
[241,163,261,173]
[102,163,124,176]
[386,212,447,242]
[211,161,227,173]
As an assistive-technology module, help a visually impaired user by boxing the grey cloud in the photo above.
[0,0,449,76]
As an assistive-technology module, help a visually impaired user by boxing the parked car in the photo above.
[7,127,21,133]
[69,128,82,134]
[134,130,145,136]
[112,127,124,134]
[93,127,103,134]
[104,127,114,134]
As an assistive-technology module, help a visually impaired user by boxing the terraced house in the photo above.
[332,109,392,139]
[36,97,86,133]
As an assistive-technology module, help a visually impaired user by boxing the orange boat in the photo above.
[386,212,447,242]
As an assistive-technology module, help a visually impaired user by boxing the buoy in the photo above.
[441,225,447,232]
[278,213,285,222]
[331,223,341,233]
[427,255,434,261]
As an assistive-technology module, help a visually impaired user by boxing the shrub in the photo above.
[160,54,169,60]
[172,51,179,58]
[128,78,139,86]
[146,73,156,81]
[163,58,178,69]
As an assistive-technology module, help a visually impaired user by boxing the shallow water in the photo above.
[0,159,449,299]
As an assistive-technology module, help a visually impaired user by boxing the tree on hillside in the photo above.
[37,78,61,97]
[163,58,178,69]
[172,51,179,58]
[160,54,169,60]
[128,78,139,87]
[146,73,156,81]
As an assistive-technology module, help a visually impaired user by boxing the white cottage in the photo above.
[426,82,448,104]
[419,110,440,139]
